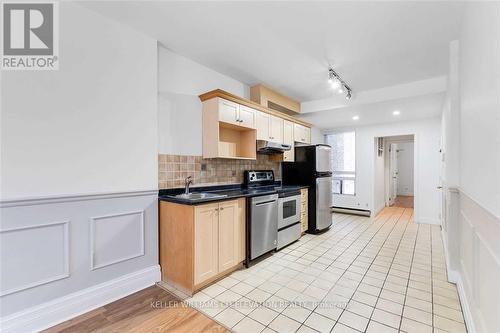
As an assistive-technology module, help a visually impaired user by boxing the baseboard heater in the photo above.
[331,206,371,217]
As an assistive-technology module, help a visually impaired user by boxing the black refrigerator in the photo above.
[282,144,333,233]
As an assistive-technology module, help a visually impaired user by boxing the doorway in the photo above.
[374,135,415,212]
[387,136,414,208]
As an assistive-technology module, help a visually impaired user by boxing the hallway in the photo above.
[392,196,414,208]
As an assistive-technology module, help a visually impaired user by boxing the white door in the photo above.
[389,143,398,205]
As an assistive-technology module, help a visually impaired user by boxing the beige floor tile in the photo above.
[433,314,467,333]
[366,320,398,333]
[233,316,265,333]
[282,304,313,323]
[403,306,432,326]
[352,291,378,307]
[258,281,283,294]
[405,296,432,313]
[331,323,360,333]
[400,317,432,333]
[433,294,461,311]
[248,305,280,325]
[376,298,403,315]
[232,297,260,315]
[371,308,401,329]
[380,289,406,304]
[346,300,374,318]
[406,287,432,302]
[231,282,255,296]
[433,303,464,323]
[214,308,245,328]
[304,312,336,333]
[269,314,302,333]
[338,310,369,332]
[297,325,319,333]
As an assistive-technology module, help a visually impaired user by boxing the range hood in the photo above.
[256,140,291,154]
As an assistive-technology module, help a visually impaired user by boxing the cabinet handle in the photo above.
[220,207,224,210]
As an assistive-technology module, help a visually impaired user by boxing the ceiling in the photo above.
[80,1,463,102]
[298,92,445,129]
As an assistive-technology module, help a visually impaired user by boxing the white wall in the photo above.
[396,142,414,196]
[1,5,158,200]
[329,118,441,224]
[441,3,500,333]
[0,3,160,331]
[158,46,249,156]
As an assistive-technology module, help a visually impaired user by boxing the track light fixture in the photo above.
[328,68,352,100]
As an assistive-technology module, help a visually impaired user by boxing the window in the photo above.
[325,131,356,195]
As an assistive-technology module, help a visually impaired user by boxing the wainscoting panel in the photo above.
[90,211,145,270]
[0,221,69,296]
[443,187,500,333]
[0,190,159,331]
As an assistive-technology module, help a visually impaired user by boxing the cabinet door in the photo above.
[256,111,270,140]
[270,115,283,143]
[294,123,307,143]
[303,126,311,144]
[194,203,219,285]
[238,105,256,129]
[283,120,294,161]
[218,200,239,272]
[218,99,239,125]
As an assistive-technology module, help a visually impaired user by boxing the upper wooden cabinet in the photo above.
[270,115,283,143]
[218,98,255,129]
[294,123,311,144]
[200,90,312,159]
[283,120,294,162]
[256,111,283,143]
[202,98,257,160]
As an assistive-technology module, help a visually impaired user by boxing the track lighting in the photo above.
[328,67,352,100]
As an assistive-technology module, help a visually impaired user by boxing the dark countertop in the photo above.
[158,183,308,205]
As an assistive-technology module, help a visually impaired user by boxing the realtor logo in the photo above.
[1,2,59,70]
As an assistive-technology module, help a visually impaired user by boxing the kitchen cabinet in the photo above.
[283,120,294,161]
[159,198,246,295]
[270,115,284,143]
[194,203,219,284]
[217,200,239,272]
[203,98,257,160]
[218,98,255,129]
[256,111,283,143]
[300,188,308,233]
[294,124,311,144]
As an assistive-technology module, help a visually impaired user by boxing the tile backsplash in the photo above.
[158,154,281,189]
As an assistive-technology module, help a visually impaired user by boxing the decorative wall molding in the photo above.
[0,221,70,297]
[442,187,500,333]
[0,265,161,333]
[90,210,145,270]
[0,189,158,208]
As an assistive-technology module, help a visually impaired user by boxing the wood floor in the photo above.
[392,195,414,208]
[43,285,227,333]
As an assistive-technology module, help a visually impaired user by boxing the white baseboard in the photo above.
[455,274,476,333]
[0,265,161,333]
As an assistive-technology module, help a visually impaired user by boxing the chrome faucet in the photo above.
[184,176,193,195]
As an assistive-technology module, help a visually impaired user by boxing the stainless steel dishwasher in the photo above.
[249,193,278,261]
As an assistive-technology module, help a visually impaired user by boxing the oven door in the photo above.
[278,194,301,229]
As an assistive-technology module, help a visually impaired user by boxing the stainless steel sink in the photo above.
[171,192,228,201]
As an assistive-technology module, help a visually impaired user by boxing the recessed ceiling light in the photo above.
[337,88,344,94]
[393,110,401,115]
[352,115,359,120]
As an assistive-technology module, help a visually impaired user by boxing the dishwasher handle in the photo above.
[255,199,277,206]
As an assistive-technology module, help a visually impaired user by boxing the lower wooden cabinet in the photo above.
[160,198,246,295]
[300,188,309,233]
